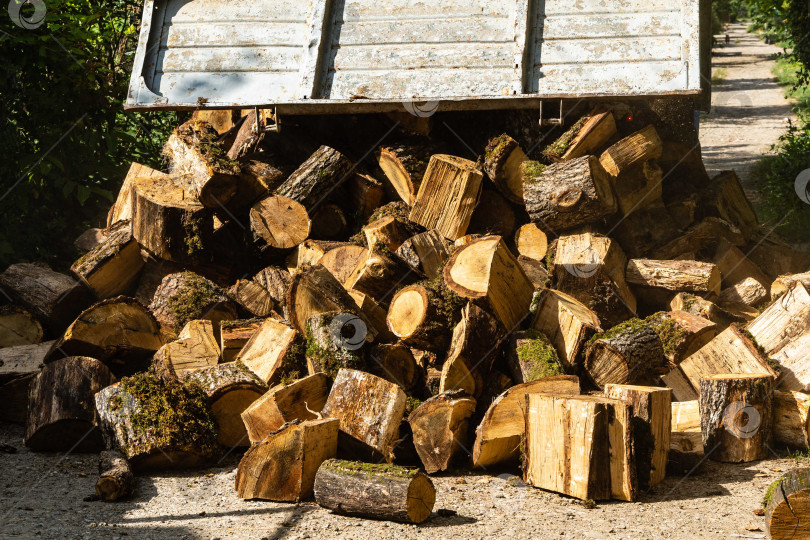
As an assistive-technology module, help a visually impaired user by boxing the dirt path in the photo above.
[699,22,796,192]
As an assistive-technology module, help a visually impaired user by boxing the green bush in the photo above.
[0,0,180,270]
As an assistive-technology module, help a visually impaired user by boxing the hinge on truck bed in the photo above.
[539,100,564,127]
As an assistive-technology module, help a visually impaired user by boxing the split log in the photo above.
[651,217,745,260]
[276,146,354,211]
[130,173,215,264]
[747,282,810,392]
[254,265,292,311]
[45,297,163,376]
[408,390,476,473]
[443,235,534,331]
[552,109,617,162]
[348,290,395,343]
[611,161,663,217]
[701,170,758,239]
[396,230,453,280]
[95,373,220,471]
[164,120,241,208]
[523,156,617,231]
[25,356,115,452]
[249,195,311,258]
[472,376,580,468]
[669,400,704,475]
[645,311,718,364]
[314,459,435,524]
[305,312,366,379]
[226,109,265,160]
[228,279,275,317]
[765,468,810,539]
[699,373,773,463]
[523,394,636,501]
[669,292,735,328]
[107,162,164,227]
[236,318,305,386]
[604,384,672,488]
[718,277,768,307]
[771,272,810,300]
[551,233,637,328]
[346,172,384,222]
[235,419,339,501]
[748,232,810,280]
[220,319,262,363]
[440,303,503,398]
[408,154,483,241]
[599,125,663,177]
[363,216,409,252]
[506,330,564,384]
[0,306,43,347]
[0,263,88,332]
[774,390,810,449]
[375,139,435,206]
[514,223,548,262]
[344,247,418,305]
[311,203,348,240]
[149,271,238,339]
[367,343,421,391]
[96,450,134,502]
[625,259,721,294]
[320,245,368,284]
[482,134,528,203]
[191,109,240,134]
[518,256,549,289]
[71,221,144,299]
[714,238,772,291]
[530,288,601,371]
[241,373,329,443]
[0,340,52,383]
[153,319,220,377]
[466,189,516,238]
[284,238,328,274]
[321,368,406,461]
[585,320,665,388]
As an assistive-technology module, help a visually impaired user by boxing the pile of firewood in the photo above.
[2,102,810,529]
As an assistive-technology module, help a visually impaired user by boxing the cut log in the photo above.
[348,290,395,344]
[249,195,311,258]
[506,330,564,384]
[611,200,681,259]
[611,161,663,217]
[224,157,286,216]
[241,373,329,443]
[774,391,810,449]
[226,109,265,160]
[651,217,745,260]
[254,265,292,312]
[604,384,672,488]
[472,376,580,468]
[228,279,275,317]
[396,230,453,280]
[276,146,354,211]
[701,170,758,239]
[321,368,406,461]
[714,238,772,291]
[219,319,262,363]
[311,203,348,241]
[408,390,476,474]
[0,305,43,347]
[557,109,617,161]
[71,221,144,299]
[443,235,533,331]
[375,140,436,206]
[95,373,220,471]
[408,154,483,241]
[386,284,455,353]
[440,303,503,398]
[154,319,220,377]
[367,343,421,391]
[191,109,240,134]
[523,156,617,231]
[363,216,409,252]
[669,292,735,328]
[530,288,601,372]
[45,297,163,376]
[747,282,810,392]
[96,450,135,502]
[626,259,721,294]
[748,232,810,280]
[585,319,665,388]
[0,340,53,383]
[130,173,215,264]
[669,400,704,475]
[346,172,384,222]
[25,356,115,452]
[718,277,768,308]
[765,468,810,539]
[236,318,305,386]
[599,125,663,177]
[523,394,636,501]
[0,263,88,332]
[645,310,718,364]
[551,233,637,328]
[344,247,418,305]
[305,312,366,380]
[514,223,548,262]
[236,418,339,501]
[107,162,164,227]
[467,189,516,238]
[771,272,810,300]
[149,271,238,339]
[482,134,528,203]
[314,459,435,524]
[320,245,369,284]
[518,256,549,289]
[164,120,241,208]
[699,373,773,463]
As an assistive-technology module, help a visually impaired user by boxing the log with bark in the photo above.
[518,256,549,289]
[599,125,663,177]
[219,319,262,363]
[771,272,810,301]
[375,139,436,206]
[514,223,548,262]
[96,450,135,502]
[311,203,348,241]
[611,200,681,259]
[236,318,305,386]
[713,238,772,291]
[228,279,276,318]
[344,247,418,305]
[107,162,165,228]
[362,216,410,252]
[71,221,145,299]
[348,290,395,344]
[669,400,704,475]
[346,172,384,222]
[276,145,354,211]
[718,277,768,308]
[320,244,369,284]
[530,288,601,371]
[549,109,617,162]
[506,330,565,384]
[367,343,422,391]
[773,390,810,449]
[645,310,718,364]
[386,281,461,353]
[408,390,476,473]
[699,373,773,463]
[153,319,220,378]
[395,230,453,280]
[0,340,52,384]
[0,305,43,347]
[249,195,311,258]
[235,418,339,501]
[651,217,745,260]
[625,259,721,295]
[584,319,665,388]
[25,356,116,452]
[226,109,265,160]
[305,312,366,379]
[482,134,528,203]
[764,468,810,540]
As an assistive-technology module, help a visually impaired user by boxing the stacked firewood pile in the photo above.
[2,102,810,530]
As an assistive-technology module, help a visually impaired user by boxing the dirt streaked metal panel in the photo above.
[126,0,705,111]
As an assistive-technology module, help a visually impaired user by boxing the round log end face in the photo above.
[95,477,125,502]
[444,236,501,298]
[585,344,629,388]
[769,490,810,539]
[406,473,436,524]
[250,196,311,250]
[387,286,429,339]
[515,224,548,261]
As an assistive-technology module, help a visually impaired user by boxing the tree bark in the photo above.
[700,170,759,239]
[599,125,663,177]
[0,340,53,383]
[344,248,419,306]
[626,258,721,294]
[557,109,617,162]
[718,277,768,307]
[765,468,810,540]
[585,321,665,388]
[771,272,810,301]
[408,390,476,473]
[228,279,276,317]
[440,303,503,398]
[773,390,810,449]
[96,450,135,502]
[305,312,366,380]
[482,134,528,203]
[276,146,354,211]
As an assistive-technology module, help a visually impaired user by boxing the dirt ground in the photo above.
[1,24,804,540]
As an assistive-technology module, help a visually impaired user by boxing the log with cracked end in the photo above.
[514,223,548,262]
[408,390,476,474]
[275,145,354,211]
[765,468,810,540]
[249,195,311,258]
[151,319,220,379]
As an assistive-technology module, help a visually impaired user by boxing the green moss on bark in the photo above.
[541,115,590,161]
[166,272,228,328]
[516,329,563,380]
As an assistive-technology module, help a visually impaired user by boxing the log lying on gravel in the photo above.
[95,373,221,471]
[153,319,220,378]
[236,318,304,386]
[483,134,528,203]
[375,140,435,206]
[96,450,135,502]
[314,459,435,524]
[443,235,533,331]
[0,263,88,332]
[220,319,262,363]
[71,221,144,299]
[249,196,311,258]
[585,319,665,388]
[276,146,354,211]
[107,162,164,227]
[25,356,116,452]
[669,400,704,475]
[236,418,339,501]
[700,373,773,463]
[530,289,601,371]
[241,373,329,443]
[523,156,617,231]
[396,230,453,280]
[604,384,671,488]
[44,297,163,376]
[764,468,810,539]
[409,154,483,241]
[472,376,580,468]
[440,303,502,398]
[0,306,43,348]
[599,125,663,177]
[625,259,721,295]
[321,369,406,461]
[0,340,53,383]
[408,390,476,474]
[773,391,810,449]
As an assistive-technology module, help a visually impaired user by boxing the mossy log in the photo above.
[344,248,419,306]
[765,468,810,539]
[396,230,453,281]
[375,138,437,206]
[249,195,311,259]
[71,221,145,299]
[599,125,663,177]
[305,312,366,381]
[0,305,43,348]
[440,303,503,398]
[25,356,115,452]
[584,319,665,388]
[367,343,422,391]
[236,318,305,386]
[96,450,135,502]
[530,288,601,372]
[551,109,617,162]
[482,133,528,203]
[313,459,435,524]
[276,145,354,211]
[228,279,276,317]
[699,373,773,463]
[507,330,564,384]
[408,390,476,474]
[220,318,263,363]
[152,319,220,378]
[645,310,717,364]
